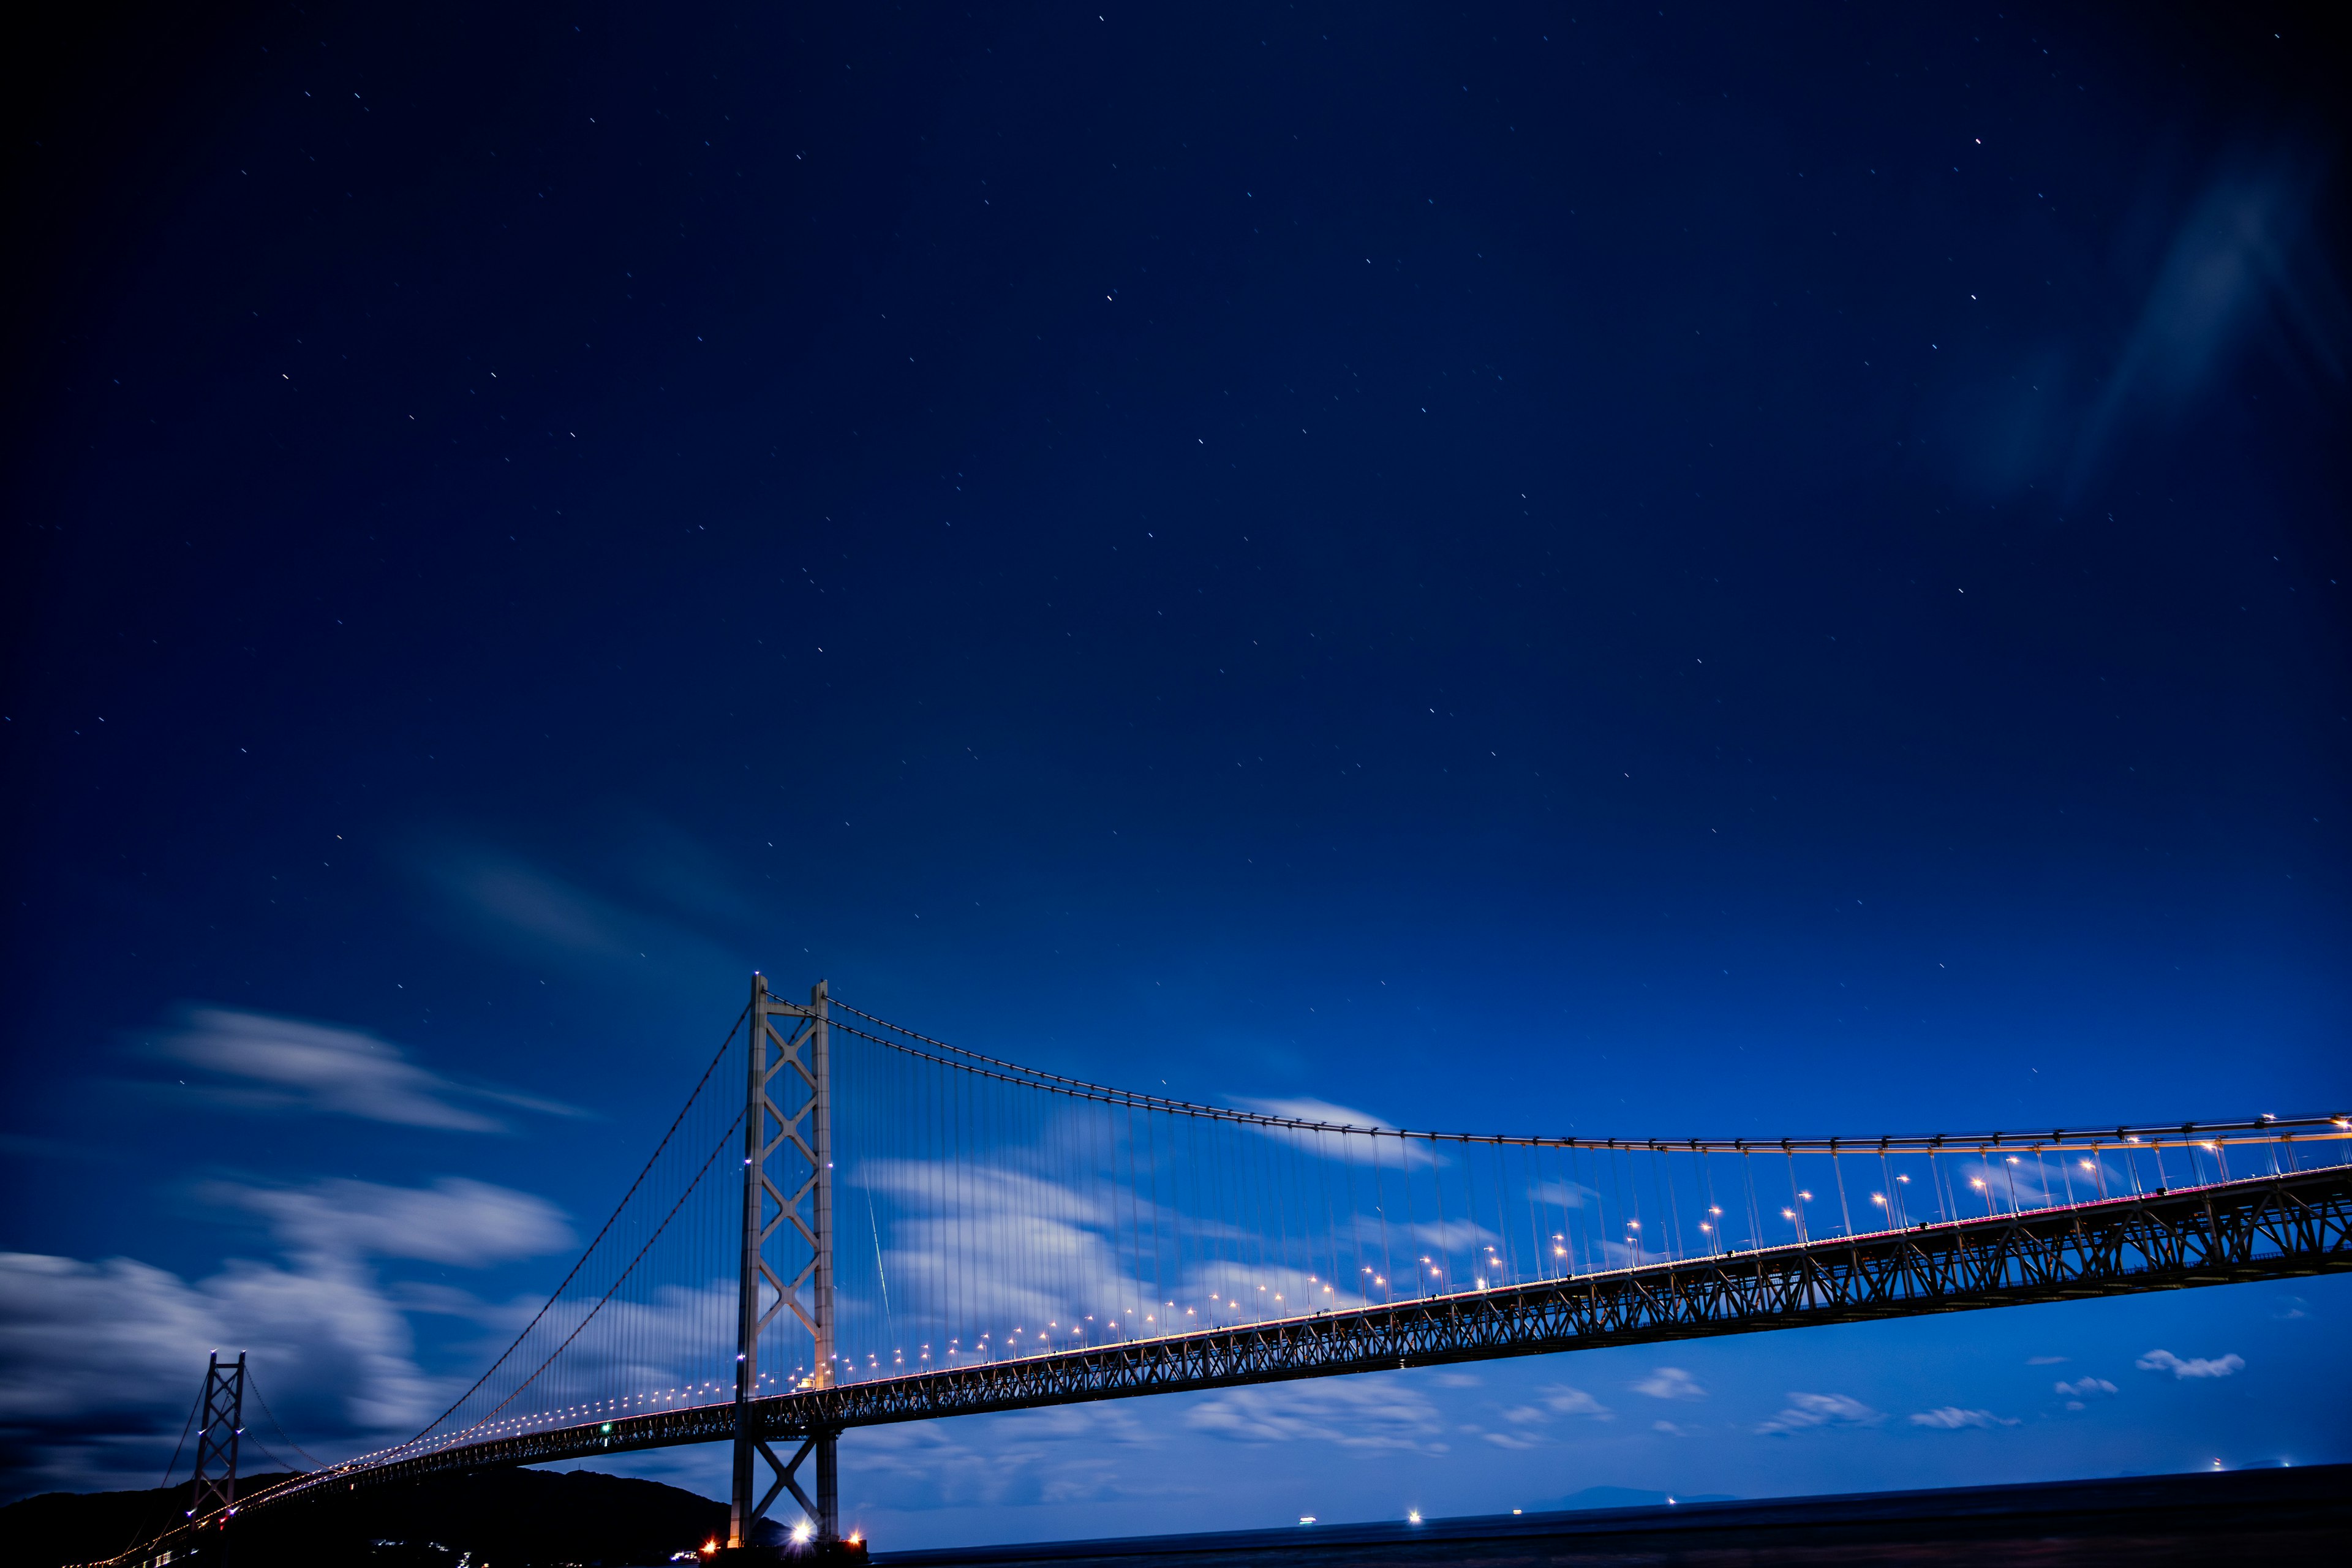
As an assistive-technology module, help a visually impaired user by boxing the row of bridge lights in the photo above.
[241,1130,2347,1489]
[421,1135,2333,1436]
[540,1141,2294,1414]
[493,1140,2209,1422]
[241,1132,2335,1507]
[340,1372,826,1463]
[272,1142,2342,1499]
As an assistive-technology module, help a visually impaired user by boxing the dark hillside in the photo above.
[1,1467,730,1568]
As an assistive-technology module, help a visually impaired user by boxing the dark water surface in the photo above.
[876,1467,2350,1567]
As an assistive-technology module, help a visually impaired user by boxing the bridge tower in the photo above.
[731,976,839,1555]
[189,1352,245,1529]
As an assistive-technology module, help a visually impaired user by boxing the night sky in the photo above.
[5,0,2349,1543]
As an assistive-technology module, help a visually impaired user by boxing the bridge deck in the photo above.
[252,1164,2349,1506]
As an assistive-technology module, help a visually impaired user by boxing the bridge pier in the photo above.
[816,1430,839,1543]
[720,1428,851,1561]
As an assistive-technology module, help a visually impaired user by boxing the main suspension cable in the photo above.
[402,1003,750,1446]
[831,998,2347,1154]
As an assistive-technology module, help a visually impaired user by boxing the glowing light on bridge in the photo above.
[99,984,2350,1568]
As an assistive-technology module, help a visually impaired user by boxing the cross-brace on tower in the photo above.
[189,1351,246,1528]
[731,976,837,1551]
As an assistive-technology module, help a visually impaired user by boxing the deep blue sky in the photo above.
[4,0,2348,1538]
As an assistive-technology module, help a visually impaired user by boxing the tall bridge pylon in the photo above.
[189,1352,244,1530]
[733,974,838,1553]
[88,978,2352,1568]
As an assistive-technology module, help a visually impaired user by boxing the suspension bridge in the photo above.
[103,977,2352,1565]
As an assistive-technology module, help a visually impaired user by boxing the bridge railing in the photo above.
[87,982,2348,1568]
[271,1100,2352,1478]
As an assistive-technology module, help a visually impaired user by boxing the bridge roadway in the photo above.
[257,1161,2350,1506]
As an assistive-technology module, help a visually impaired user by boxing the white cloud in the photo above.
[1231,1100,1443,1167]
[1233,1097,1393,1133]
[1499,1384,1611,1428]
[1652,1420,1687,1436]
[0,1173,594,1498]
[850,1404,1166,1512]
[1755,1392,1882,1436]
[853,1147,1392,1353]
[1529,1178,1601,1210]
[856,1158,1145,1341]
[1633,1366,1705,1401]
[210,1178,573,1265]
[2136,1349,2244,1379]
[1908,1407,2019,1430]
[1402,1216,1502,1256]
[2054,1377,2117,1400]
[1480,1430,1544,1450]
[160,1008,578,1131]
[1184,1379,1448,1453]
[0,1250,439,1497]
[1544,1384,1612,1419]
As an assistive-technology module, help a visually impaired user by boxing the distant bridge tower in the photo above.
[731,976,839,1555]
[189,1352,246,1528]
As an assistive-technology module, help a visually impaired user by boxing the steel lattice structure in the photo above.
[95,977,2352,1568]
[249,1163,2349,1494]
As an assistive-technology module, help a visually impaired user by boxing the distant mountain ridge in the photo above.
[1547,1485,1740,1509]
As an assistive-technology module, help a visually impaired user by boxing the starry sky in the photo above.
[4,0,2350,1542]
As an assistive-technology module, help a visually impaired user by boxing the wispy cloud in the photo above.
[423,850,646,959]
[2136,1349,2244,1379]
[1908,1407,2019,1430]
[1234,1096,1395,1131]
[852,1142,1395,1348]
[2054,1376,2117,1400]
[1633,1366,1705,1401]
[208,1178,574,1266]
[412,839,746,987]
[1542,1384,1612,1419]
[1499,1384,1613,1428]
[1530,1178,1601,1210]
[159,1008,579,1131]
[1184,1379,1448,1453]
[1232,1099,1443,1167]
[850,1404,1166,1511]
[2068,148,2348,494]
[1755,1392,1882,1436]
[1479,1430,1544,1450]
[0,1249,439,1496]
[0,1170,594,1497]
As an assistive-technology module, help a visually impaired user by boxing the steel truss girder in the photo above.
[247,1165,2349,1507]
